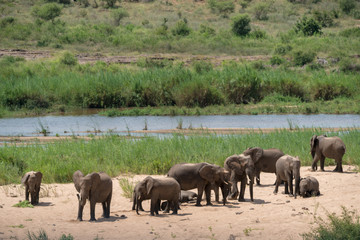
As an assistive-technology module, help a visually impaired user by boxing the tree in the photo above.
[294,16,322,36]
[111,9,129,26]
[231,14,251,36]
[31,3,62,22]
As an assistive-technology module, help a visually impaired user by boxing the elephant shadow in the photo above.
[255,184,276,188]
[36,202,53,207]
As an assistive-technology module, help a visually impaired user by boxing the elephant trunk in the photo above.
[249,179,254,202]
[294,174,300,199]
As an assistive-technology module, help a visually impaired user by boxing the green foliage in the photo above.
[59,51,78,66]
[351,9,360,19]
[274,44,293,55]
[13,200,34,208]
[102,0,118,8]
[339,58,360,73]
[313,10,334,27]
[294,16,322,36]
[302,207,360,240]
[171,19,191,36]
[250,28,267,39]
[339,27,360,37]
[0,16,15,28]
[253,2,270,20]
[231,14,251,37]
[119,178,135,198]
[270,55,284,65]
[339,0,356,14]
[192,60,213,73]
[199,24,216,36]
[111,9,129,26]
[31,3,62,22]
[292,50,316,66]
[59,234,74,240]
[27,229,49,240]
[208,0,235,17]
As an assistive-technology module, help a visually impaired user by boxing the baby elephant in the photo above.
[139,176,180,216]
[300,176,320,198]
[160,190,198,211]
[73,170,112,221]
[21,171,43,205]
[274,155,301,199]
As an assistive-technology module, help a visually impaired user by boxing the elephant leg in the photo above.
[36,186,40,205]
[163,201,170,213]
[90,201,96,221]
[238,177,246,202]
[288,175,293,196]
[25,186,29,202]
[255,170,261,185]
[334,158,343,172]
[273,177,281,194]
[106,194,111,218]
[205,184,212,206]
[171,199,178,215]
[102,202,106,217]
[77,202,84,221]
[155,199,160,215]
[150,198,156,216]
[30,192,35,205]
[213,185,220,203]
[196,186,205,206]
[320,156,326,171]
[284,182,289,194]
[311,155,319,171]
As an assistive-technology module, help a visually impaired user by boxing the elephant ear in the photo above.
[90,172,101,193]
[251,147,264,163]
[145,177,154,195]
[21,172,31,185]
[199,164,216,184]
[310,135,318,149]
[72,170,84,193]
[35,172,43,182]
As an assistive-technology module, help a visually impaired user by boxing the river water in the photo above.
[0,114,359,137]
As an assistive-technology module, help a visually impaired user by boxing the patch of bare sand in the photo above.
[0,165,359,240]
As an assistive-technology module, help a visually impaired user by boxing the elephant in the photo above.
[132,179,151,214]
[21,171,43,205]
[167,162,229,206]
[299,176,320,197]
[211,166,231,205]
[242,147,284,185]
[224,154,255,202]
[274,155,301,198]
[72,170,113,221]
[310,135,346,172]
[137,176,180,216]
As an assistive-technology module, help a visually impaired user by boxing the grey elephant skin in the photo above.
[274,155,301,198]
[300,176,320,197]
[139,176,180,216]
[72,170,112,221]
[211,166,231,205]
[167,162,229,206]
[160,190,198,211]
[21,171,43,205]
[310,135,346,172]
[242,147,284,185]
[224,154,255,202]
[132,179,151,214]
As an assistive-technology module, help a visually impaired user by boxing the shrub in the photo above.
[0,16,15,28]
[292,50,316,66]
[339,58,360,72]
[312,80,351,100]
[208,0,235,17]
[274,44,293,55]
[102,0,118,8]
[171,19,191,36]
[253,2,270,20]
[231,14,251,37]
[199,24,216,36]
[31,3,62,22]
[250,28,267,39]
[302,207,360,240]
[192,61,213,73]
[351,9,360,19]
[339,0,356,14]
[60,51,78,66]
[111,9,129,26]
[270,55,284,65]
[294,16,322,36]
[313,10,334,27]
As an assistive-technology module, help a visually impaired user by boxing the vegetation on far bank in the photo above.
[1,128,359,184]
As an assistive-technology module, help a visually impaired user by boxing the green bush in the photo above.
[208,0,235,17]
[250,28,267,39]
[313,10,334,27]
[339,0,356,14]
[270,55,284,65]
[294,16,322,36]
[171,19,191,36]
[292,50,316,66]
[253,2,270,21]
[192,61,213,73]
[31,3,62,22]
[111,9,129,26]
[274,44,293,55]
[231,14,251,37]
[0,17,15,28]
[59,51,78,66]
[199,24,216,36]
[351,9,360,19]
[339,27,360,37]
[102,0,118,8]
[302,207,360,240]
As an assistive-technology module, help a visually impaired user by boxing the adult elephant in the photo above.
[73,170,112,221]
[310,135,346,172]
[224,154,255,202]
[242,147,284,185]
[167,162,229,206]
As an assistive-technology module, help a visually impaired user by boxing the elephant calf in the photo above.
[21,171,43,205]
[299,176,320,198]
[274,155,301,199]
[132,180,151,214]
[73,170,113,221]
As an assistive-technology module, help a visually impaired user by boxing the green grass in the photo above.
[302,206,360,240]
[12,200,34,208]
[1,128,359,184]
[118,178,135,199]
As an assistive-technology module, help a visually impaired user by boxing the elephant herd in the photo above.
[20,134,345,221]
